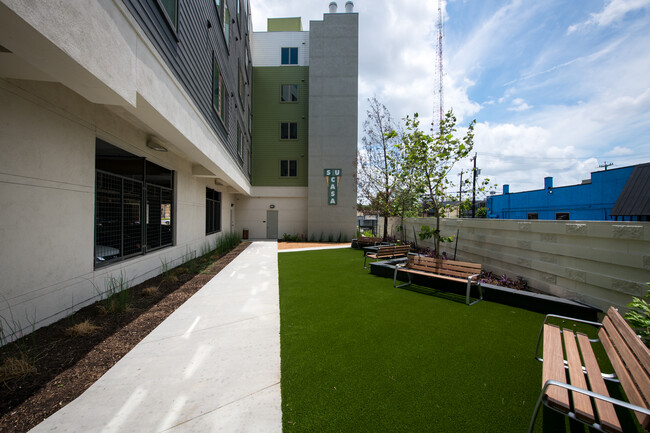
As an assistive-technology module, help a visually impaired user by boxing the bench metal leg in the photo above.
[393,267,411,288]
[466,275,483,306]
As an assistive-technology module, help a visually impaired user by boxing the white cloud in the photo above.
[607,146,635,156]
[568,0,650,34]
[507,98,532,112]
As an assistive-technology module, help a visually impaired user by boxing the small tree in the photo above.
[390,110,475,256]
[357,97,400,240]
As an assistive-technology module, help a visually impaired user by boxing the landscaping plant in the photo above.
[624,284,650,347]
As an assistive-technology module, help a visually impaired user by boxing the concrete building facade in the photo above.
[0,1,358,340]
[240,11,358,241]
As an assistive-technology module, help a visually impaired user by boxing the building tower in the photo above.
[245,2,359,240]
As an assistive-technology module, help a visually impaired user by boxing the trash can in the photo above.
[242,228,249,239]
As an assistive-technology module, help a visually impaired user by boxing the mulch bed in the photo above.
[0,241,250,433]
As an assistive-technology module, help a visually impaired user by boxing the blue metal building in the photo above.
[486,163,649,221]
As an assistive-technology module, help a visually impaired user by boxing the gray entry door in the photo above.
[266,210,278,239]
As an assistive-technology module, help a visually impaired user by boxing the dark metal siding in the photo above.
[611,163,650,217]
[122,0,252,176]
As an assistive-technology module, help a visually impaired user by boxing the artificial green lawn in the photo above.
[278,248,647,432]
[279,248,549,432]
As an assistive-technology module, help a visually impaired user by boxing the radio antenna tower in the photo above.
[433,0,444,133]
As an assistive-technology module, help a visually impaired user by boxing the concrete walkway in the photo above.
[30,241,281,433]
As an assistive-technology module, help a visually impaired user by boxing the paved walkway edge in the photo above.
[29,241,281,433]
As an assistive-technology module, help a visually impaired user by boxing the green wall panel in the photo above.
[252,66,309,186]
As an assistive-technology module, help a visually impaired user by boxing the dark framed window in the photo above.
[206,188,222,234]
[280,122,298,140]
[238,65,244,101]
[280,160,297,177]
[281,47,298,65]
[556,212,570,220]
[213,56,227,124]
[527,213,538,220]
[281,84,298,102]
[158,0,178,29]
[237,124,243,157]
[224,3,230,47]
[95,139,174,268]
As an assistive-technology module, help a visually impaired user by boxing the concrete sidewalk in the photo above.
[30,241,281,433]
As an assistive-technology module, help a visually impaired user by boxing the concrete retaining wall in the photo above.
[383,217,650,311]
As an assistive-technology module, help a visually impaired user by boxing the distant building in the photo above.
[486,163,650,221]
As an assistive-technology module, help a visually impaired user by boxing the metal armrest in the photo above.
[529,380,650,433]
[534,314,603,362]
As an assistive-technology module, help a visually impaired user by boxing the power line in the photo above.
[476,152,650,162]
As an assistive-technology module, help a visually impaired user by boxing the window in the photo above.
[206,188,222,234]
[95,139,174,268]
[555,212,570,220]
[159,0,177,28]
[213,57,227,124]
[224,3,230,47]
[280,122,298,140]
[281,47,298,65]
[527,213,538,220]
[281,84,298,102]
[280,160,297,177]
[238,66,244,101]
[237,124,243,157]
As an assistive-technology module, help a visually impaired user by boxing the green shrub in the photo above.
[625,284,650,347]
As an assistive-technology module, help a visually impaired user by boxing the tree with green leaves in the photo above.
[389,110,476,256]
[357,97,401,240]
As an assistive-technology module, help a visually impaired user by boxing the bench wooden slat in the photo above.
[534,309,650,433]
[406,264,476,280]
[601,317,650,428]
[394,256,483,305]
[399,268,468,284]
[543,324,570,412]
[577,332,622,433]
[607,307,650,379]
[563,329,595,424]
[409,256,481,272]
[365,245,411,268]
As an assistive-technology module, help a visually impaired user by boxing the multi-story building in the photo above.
[0,0,357,338]
[238,6,358,240]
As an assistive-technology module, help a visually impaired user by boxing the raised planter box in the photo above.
[370,259,600,321]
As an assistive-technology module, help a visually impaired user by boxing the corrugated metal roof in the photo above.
[610,163,650,216]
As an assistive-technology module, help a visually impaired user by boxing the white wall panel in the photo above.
[252,32,309,67]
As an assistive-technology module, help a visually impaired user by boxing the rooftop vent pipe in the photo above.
[329,2,337,13]
[544,177,553,190]
[345,1,354,12]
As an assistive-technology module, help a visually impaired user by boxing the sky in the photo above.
[249,0,650,194]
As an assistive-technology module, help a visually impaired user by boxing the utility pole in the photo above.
[599,162,614,171]
[458,171,463,218]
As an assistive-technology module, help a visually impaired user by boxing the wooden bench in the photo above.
[354,236,385,248]
[530,306,650,433]
[363,244,412,268]
[392,255,483,306]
